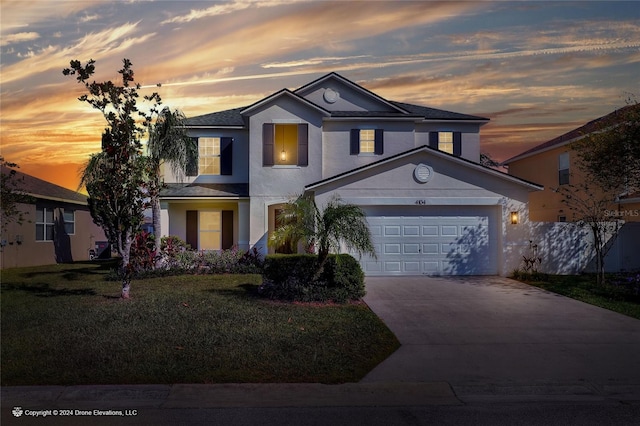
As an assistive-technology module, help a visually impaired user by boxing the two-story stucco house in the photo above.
[504,104,640,272]
[159,72,542,276]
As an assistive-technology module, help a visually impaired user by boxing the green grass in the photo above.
[519,274,640,320]
[1,262,399,386]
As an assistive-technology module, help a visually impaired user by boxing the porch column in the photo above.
[237,199,250,251]
[160,201,170,238]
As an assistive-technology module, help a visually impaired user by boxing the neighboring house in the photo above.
[160,72,542,276]
[504,106,640,272]
[503,105,640,222]
[0,168,107,269]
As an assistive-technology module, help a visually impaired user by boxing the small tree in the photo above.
[65,58,161,298]
[269,194,376,275]
[145,107,197,257]
[572,100,640,194]
[1,158,34,233]
[562,99,640,285]
[555,181,621,285]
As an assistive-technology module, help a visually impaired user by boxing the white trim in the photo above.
[339,197,504,206]
[271,119,303,124]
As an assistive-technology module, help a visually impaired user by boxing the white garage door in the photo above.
[359,206,499,276]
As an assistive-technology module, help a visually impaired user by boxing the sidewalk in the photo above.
[2,382,460,410]
[4,380,640,411]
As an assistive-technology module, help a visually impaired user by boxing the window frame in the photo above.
[558,152,570,185]
[198,137,221,175]
[63,209,75,235]
[350,128,383,155]
[429,131,462,156]
[198,210,222,251]
[438,131,454,154]
[36,206,55,242]
[263,123,308,167]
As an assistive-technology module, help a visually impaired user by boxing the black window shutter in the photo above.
[374,129,384,155]
[263,124,274,166]
[429,132,438,149]
[186,137,199,176]
[220,137,233,175]
[222,210,234,250]
[453,132,462,156]
[186,210,198,250]
[350,129,360,155]
[297,124,308,166]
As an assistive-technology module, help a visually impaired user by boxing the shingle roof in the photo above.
[390,101,488,121]
[185,107,245,127]
[1,166,88,205]
[183,73,489,127]
[160,183,249,198]
[504,104,640,164]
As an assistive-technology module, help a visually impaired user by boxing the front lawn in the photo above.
[1,262,399,386]
[517,274,640,320]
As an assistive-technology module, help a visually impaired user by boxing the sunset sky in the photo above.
[1,0,639,191]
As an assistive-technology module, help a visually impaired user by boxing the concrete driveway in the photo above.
[361,276,640,388]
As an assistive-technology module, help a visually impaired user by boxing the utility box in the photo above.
[94,241,111,259]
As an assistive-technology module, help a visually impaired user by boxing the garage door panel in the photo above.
[361,206,498,276]
[384,225,401,236]
[403,225,420,236]
[422,225,438,236]
[403,243,420,254]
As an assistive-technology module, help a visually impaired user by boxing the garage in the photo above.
[359,205,499,276]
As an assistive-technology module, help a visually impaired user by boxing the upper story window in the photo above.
[359,130,375,154]
[187,137,233,177]
[275,124,299,165]
[350,129,383,155]
[36,206,54,241]
[558,152,570,185]
[438,132,454,154]
[429,131,462,156]
[63,210,75,235]
[199,137,221,174]
[263,123,308,167]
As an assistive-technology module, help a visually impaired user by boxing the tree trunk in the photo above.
[119,230,133,299]
[151,194,162,267]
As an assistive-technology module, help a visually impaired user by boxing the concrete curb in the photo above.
[2,382,461,410]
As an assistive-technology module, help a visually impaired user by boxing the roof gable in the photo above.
[241,89,331,117]
[306,145,542,191]
[294,72,407,114]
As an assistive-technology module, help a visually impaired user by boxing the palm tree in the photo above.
[269,194,376,272]
[146,107,197,255]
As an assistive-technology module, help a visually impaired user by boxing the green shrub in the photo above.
[259,254,365,303]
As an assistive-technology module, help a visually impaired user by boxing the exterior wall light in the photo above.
[510,211,519,225]
[280,149,287,161]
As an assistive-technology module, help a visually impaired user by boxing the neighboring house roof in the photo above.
[305,145,543,191]
[618,191,640,204]
[160,183,249,198]
[185,72,489,127]
[503,104,639,164]
[1,166,88,205]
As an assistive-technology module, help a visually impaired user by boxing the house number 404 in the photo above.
[415,199,426,205]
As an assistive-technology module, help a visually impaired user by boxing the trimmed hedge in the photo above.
[259,254,365,303]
